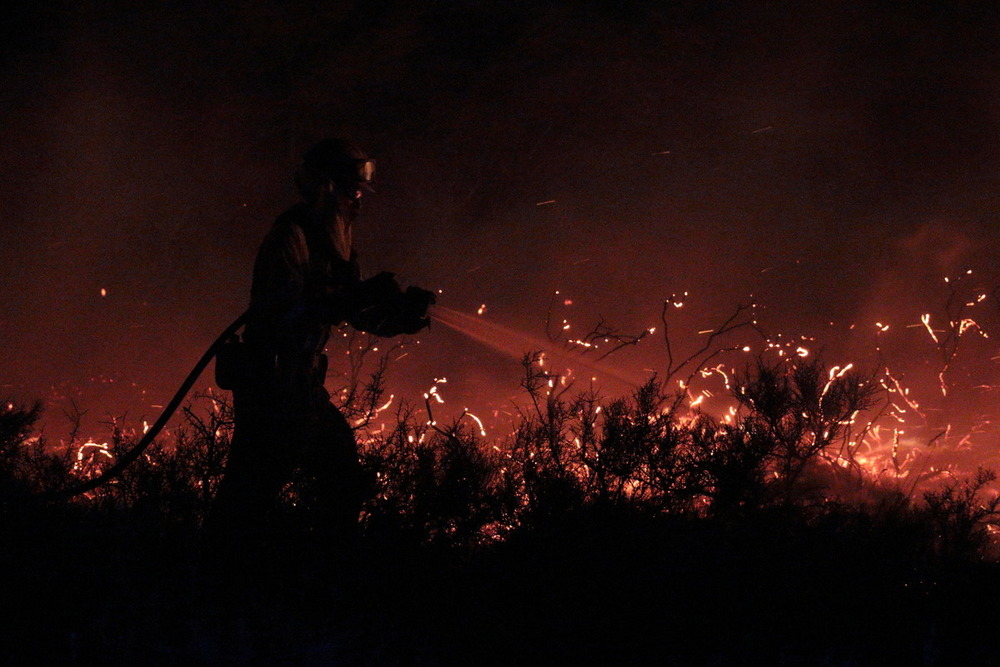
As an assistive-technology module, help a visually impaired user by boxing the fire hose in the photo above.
[52,311,249,500]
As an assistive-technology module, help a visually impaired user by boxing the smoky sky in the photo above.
[2,1,999,438]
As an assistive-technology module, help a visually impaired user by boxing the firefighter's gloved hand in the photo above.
[349,280,435,337]
[396,286,436,334]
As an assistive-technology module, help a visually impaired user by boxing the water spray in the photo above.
[429,305,642,388]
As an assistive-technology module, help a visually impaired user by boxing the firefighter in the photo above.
[208,138,433,552]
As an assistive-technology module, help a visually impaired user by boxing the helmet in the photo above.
[300,138,376,193]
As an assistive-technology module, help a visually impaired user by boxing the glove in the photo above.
[396,286,436,334]
[349,273,435,337]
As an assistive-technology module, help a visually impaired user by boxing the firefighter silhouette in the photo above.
[209,139,434,549]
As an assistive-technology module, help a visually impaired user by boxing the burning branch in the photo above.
[922,271,993,397]
[661,301,759,385]
[571,317,655,361]
[332,328,407,431]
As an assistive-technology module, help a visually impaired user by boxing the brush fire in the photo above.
[21,266,998,547]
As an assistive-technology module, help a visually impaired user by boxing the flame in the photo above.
[462,409,487,437]
[73,440,112,474]
[920,313,940,345]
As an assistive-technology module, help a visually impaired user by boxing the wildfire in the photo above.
[382,279,979,513]
[36,266,1000,522]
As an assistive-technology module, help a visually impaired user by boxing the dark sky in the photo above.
[2,1,999,449]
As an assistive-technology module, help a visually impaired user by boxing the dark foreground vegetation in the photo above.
[4,357,1000,666]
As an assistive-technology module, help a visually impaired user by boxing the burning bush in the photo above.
[0,355,998,555]
[4,354,1000,665]
[2,350,998,561]
[360,417,514,546]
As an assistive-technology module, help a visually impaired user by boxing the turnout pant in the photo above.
[208,364,365,548]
